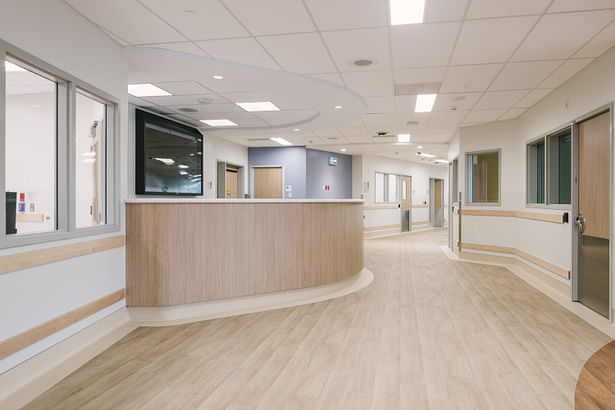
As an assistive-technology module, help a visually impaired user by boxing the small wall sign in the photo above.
[328,156,337,166]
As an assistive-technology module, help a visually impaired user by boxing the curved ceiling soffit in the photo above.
[123,47,366,136]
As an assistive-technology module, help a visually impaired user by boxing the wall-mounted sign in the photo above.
[286,185,293,192]
[328,156,337,166]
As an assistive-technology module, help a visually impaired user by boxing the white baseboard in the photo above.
[129,268,374,327]
[440,245,615,339]
[0,308,136,410]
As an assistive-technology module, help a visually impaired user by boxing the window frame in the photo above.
[525,124,573,210]
[464,149,501,207]
[526,135,546,206]
[374,171,399,204]
[0,40,120,249]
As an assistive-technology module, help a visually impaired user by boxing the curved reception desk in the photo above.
[125,199,364,308]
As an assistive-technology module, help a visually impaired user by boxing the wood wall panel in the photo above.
[461,209,566,224]
[126,202,364,307]
[460,242,570,280]
[0,235,125,275]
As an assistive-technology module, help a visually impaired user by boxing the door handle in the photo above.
[575,215,586,234]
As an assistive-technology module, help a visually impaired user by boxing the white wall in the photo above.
[0,0,128,374]
[457,44,615,297]
[204,135,249,199]
[360,154,448,231]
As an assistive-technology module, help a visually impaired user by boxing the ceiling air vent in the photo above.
[177,107,199,113]
[353,59,373,67]
[394,82,441,96]
[247,138,270,142]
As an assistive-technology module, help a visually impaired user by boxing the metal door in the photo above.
[572,110,612,320]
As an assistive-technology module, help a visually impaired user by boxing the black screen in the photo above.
[136,109,203,195]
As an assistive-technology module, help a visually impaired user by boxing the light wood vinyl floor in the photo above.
[26,230,612,409]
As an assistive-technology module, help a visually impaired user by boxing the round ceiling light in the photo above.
[353,59,374,67]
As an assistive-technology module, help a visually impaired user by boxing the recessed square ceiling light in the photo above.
[390,0,425,25]
[270,137,292,146]
[235,101,280,112]
[397,133,411,143]
[415,94,437,113]
[128,83,172,97]
[5,61,26,72]
[200,119,238,127]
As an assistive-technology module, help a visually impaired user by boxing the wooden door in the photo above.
[401,176,410,211]
[579,112,610,239]
[225,170,238,198]
[434,179,443,210]
[254,167,283,199]
[576,111,611,318]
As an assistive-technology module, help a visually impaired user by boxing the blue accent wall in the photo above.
[306,149,352,199]
[248,146,307,198]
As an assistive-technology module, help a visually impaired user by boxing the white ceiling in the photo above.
[64,0,615,162]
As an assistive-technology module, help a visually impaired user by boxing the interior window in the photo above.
[4,58,57,235]
[527,138,545,204]
[466,151,499,204]
[547,128,572,205]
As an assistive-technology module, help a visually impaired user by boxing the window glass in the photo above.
[388,174,398,203]
[548,129,571,205]
[375,172,385,203]
[527,139,545,204]
[5,58,57,235]
[75,91,106,228]
[466,151,499,204]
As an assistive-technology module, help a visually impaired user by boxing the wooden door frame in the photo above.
[250,165,285,199]
[571,102,613,323]
[216,159,246,199]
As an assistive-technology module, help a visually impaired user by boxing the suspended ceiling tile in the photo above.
[451,16,538,65]
[196,37,280,70]
[548,0,615,13]
[440,64,503,93]
[341,70,394,97]
[466,0,551,19]
[474,90,528,110]
[258,33,336,73]
[390,22,461,68]
[153,81,212,95]
[539,59,593,88]
[304,0,388,31]
[575,20,615,58]
[322,28,391,72]
[433,93,482,111]
[464,109,508,123]
[140,0,248,40]
[65,0,186,44]
[515,89,554,108]
[425,0,469,23]
[222,0,315,35]
[489,60,562,91]
[513,10,615,61]
[499,108,527,121]
[393,67,447,85]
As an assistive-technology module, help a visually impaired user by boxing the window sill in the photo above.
[0,224,121,250]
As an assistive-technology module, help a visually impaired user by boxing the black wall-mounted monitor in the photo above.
[135,109,203,196]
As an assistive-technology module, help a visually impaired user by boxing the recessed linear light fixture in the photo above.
[341,148,347,152]
[5,61,25,72]
[154,157,175,165]
[128,83,172,97]
[235,101,280,112]
[417,145,423,149]
[334,105,343,109]
[397,133,411,143]
[390,0,425,25]
[200,119,238,127]
[270,137,292,146]
[415,94,437,113]
[434,159,449,164]
[213,75,224,80]
[293,128,300,132]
